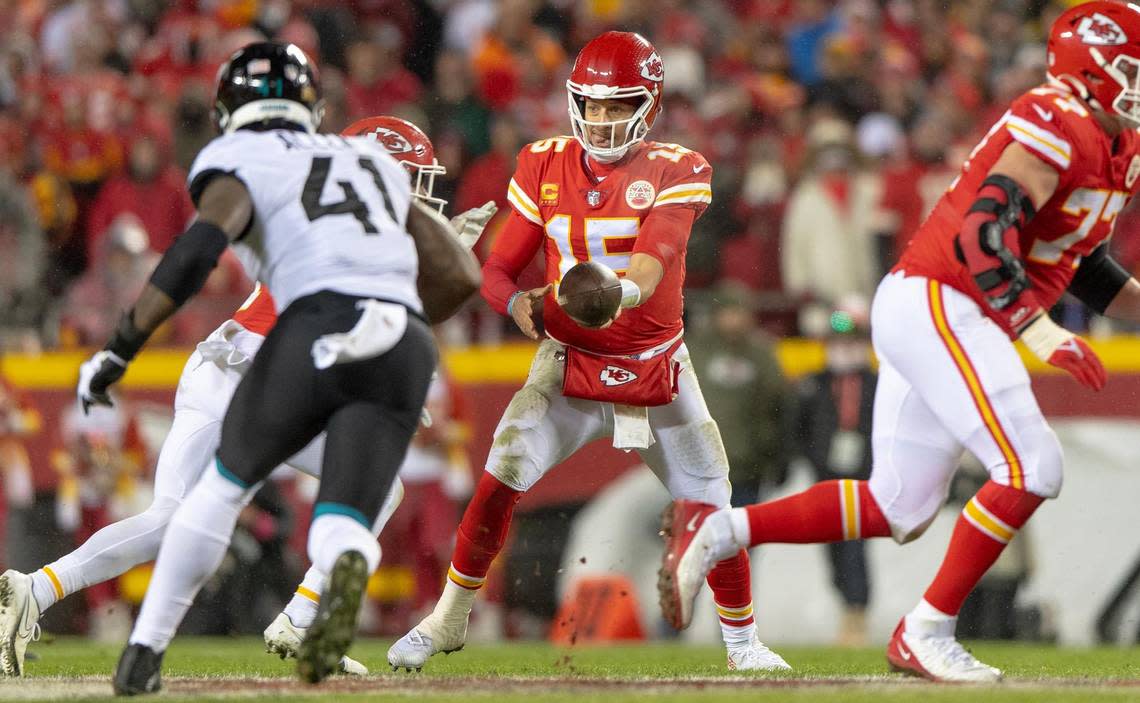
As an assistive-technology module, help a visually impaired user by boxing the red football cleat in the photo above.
[657,499,719,630]
[887,618,1002,683]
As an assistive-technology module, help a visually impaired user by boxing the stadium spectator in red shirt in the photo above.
[87,133,194,259]
[344,32,423,120]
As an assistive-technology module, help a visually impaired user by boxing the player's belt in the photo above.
[548,330,684,361]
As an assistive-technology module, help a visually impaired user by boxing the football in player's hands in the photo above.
[557,261,622,328]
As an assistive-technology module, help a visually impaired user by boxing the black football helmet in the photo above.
[212,42,323,134]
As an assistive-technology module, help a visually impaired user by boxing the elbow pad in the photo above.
[1069,244,1131,314]
[148,220,230,306]
[955,175,1037,320]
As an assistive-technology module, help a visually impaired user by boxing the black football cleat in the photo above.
[297,550,368,684]
[112,643,164,696]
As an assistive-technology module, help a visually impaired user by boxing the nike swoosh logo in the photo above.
[1032,104,1054,122]
[693,164,706,173]
[1057,338,1083,358]
[686,513,702,532]
[898,642,913,661]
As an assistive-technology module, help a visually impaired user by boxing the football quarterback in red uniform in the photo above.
[388,32,789,672]
[660,1,1140,682]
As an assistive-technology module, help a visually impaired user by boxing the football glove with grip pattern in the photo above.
[1019,314,1106,391]
[449,201,498,250]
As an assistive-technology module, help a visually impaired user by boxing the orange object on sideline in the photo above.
[549,575,645,644]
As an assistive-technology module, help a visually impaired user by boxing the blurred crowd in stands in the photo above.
[3,0,1137,352]
[0,0,1125,639]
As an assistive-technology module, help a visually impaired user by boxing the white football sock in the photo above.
[701,509,749,564]
[905,598,956,638]
[726,508,752,550]
[720,618,756,649]
[129,467,255,651]
[283,567,325,629]
[427,579,477,627]
[307,512,381,576]
[278,488,396,629]
[30,498,180,613]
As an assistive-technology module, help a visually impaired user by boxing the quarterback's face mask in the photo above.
[566,31,664,163]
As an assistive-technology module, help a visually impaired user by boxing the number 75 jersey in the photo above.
[187,129,422,315]
[507,136,712,355]
[898,83,1140,331]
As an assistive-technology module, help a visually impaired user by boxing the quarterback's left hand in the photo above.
[77,350,129,414]
[449,200,498,250]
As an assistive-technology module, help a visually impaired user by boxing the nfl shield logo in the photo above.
[587,190,602,207]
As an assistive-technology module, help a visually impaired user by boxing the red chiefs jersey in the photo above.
[230,283,277,336]
[506,136,712,355]
[897,83,1140,331]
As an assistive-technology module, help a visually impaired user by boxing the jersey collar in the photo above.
[581,142,647,183]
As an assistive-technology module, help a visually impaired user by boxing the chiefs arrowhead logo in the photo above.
[366,127,426,159]
[1076,13,1128,46]
[640,52,664,82]
[600,365,638,387]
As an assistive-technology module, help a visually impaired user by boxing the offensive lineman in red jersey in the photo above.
[0,116,495,679]
[388,31,789,673]
[660,1,1140,682]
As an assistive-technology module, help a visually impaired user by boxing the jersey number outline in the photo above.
[1028,187,1128,264]
[301,156,398,234]
[646,143,692,163]
[545,215,640,280]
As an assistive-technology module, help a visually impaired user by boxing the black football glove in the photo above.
[77,350,129,414]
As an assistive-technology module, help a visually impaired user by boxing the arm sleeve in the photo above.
[631,205,697,271]
[1068,242,1132,314]
[481,209,545,315]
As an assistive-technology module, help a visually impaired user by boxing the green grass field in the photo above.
[6,637,1138,702]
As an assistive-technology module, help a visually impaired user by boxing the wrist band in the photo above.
[619,278,642,308]
[1018,313,1071,361]
[507,291,524,316]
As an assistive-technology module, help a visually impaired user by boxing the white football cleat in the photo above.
[388,582,475,671]
[387,610,469,671]
[263,612,368,675]
[887,618,1002,683]
[0,570,41,677]
[727,634,792,672]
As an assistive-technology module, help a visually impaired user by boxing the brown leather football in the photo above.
[557,261,622,328]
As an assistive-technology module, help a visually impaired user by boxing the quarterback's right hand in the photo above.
[508,284,553,340]
[77,350,129,414]
[1018,314,1106,391]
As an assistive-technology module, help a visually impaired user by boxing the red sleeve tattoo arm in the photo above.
[481,210,545,315]
[631,206,697,271]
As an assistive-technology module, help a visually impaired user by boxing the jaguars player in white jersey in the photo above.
[70,42,481,693]
[0,117,494,681]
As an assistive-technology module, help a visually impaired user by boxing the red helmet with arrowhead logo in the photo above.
[566,31,664,162]
[1048,1,1140,125]
[342,115,447,211]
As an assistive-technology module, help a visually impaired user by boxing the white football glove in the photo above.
[449,200,498,250]
[77,350,128,414]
